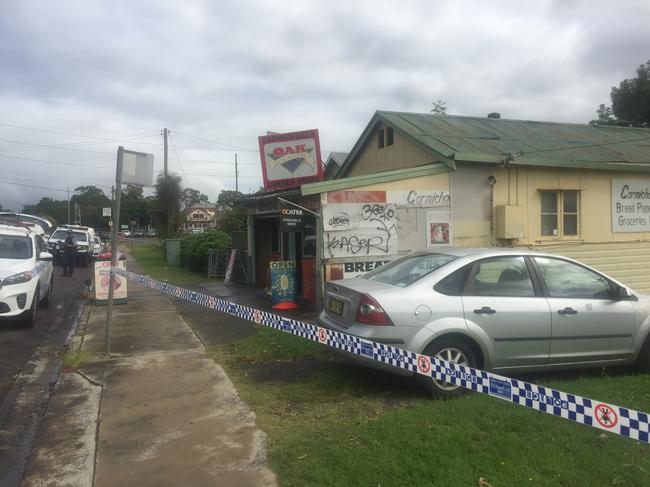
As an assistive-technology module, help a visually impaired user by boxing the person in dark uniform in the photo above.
[62,231,77,277]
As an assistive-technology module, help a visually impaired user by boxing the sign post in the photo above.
[105,147,154,355]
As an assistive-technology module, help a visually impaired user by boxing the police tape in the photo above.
[113,267,650,445]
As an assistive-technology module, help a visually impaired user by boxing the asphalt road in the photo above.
[0,260,91,486]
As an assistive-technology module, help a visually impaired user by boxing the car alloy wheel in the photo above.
[419,337,477,399]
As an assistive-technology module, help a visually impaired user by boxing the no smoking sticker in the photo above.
[417,355,431,374]
[318,328,328,343]
[594,403,619,429]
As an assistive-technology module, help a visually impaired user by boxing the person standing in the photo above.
[62,231,77,277]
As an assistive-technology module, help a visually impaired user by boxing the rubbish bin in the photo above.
[165,239,181,266]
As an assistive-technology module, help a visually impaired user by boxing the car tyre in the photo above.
[418,337,477,399]
[42,277,53,307]
[21,285,39,328]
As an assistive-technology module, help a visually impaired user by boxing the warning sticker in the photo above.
[318,328,328,343]
[594,403,619,429]
[417,355,431,374]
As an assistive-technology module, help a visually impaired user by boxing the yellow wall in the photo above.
[346,122,436,177]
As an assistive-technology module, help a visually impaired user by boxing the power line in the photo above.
[0,131,159,152]
[0,154,113,170]
[172,130,259,152]
[0,178,70,193]
[168,132,190,184]
[0,122,158,143]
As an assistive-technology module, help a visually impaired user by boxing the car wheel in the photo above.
[418,337,477,399]
[42,277,53,307]
[21,285,39,328]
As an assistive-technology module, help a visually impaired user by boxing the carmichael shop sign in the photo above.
[612,178,650,232]
[258,129,324,191]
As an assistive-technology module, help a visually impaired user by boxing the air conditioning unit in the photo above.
[495,205,525,239]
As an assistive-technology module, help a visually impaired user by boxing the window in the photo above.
[534,257,611,299]
[540,190,579,237]
[386,127,394,146]
[377,129,385,149]
[363,252,457,287]
[434,266,470,296]
[467,256,535,297]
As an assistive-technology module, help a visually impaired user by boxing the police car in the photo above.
[0,224,54,327]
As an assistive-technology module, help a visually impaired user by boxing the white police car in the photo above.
[0,224,54,327]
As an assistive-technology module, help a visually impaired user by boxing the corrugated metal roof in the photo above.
[378,111,650,165]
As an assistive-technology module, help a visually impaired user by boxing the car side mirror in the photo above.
[611,285,635,301]
[38,251,53,261]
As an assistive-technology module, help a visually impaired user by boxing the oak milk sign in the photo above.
[258,129,324,190]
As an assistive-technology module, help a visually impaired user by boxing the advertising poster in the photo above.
[612,178,650,232]
[94,260,127,305]
[426,209,452,247]
[258,129,324,190]
[270,261,297,305]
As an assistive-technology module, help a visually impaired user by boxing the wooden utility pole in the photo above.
[235,153,238,194]
[163,128,168,176]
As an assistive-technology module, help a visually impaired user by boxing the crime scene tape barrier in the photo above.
[113,267,650,445]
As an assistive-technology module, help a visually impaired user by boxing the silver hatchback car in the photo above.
[320,248,650,397]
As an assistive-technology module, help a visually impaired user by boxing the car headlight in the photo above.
[3,271,33,286]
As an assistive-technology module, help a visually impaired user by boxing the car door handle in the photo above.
[473,306,496,315]
[558,307,578,315]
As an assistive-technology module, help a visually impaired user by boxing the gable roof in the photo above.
[337,111,650,177]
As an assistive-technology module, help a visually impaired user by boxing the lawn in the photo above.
[132,249,650,486]
[129,242,207,284]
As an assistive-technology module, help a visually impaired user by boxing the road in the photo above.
[0,260,91,486]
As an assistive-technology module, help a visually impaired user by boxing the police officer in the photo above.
[62,231,77,277]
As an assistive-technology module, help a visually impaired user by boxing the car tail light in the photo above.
[356,293,393,326]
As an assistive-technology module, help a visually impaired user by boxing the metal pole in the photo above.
[235,153,238,194]
[105,146,124,356]
[67,188,70,224]
[163,128,168,176]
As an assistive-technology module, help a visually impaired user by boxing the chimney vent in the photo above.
[487,112,501,119]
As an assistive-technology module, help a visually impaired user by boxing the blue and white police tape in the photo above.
[113,267,650,445]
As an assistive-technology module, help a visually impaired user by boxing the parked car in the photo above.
[0,224,54,327]
[47,225,94,266]
[92,235,103,257]
[319,248,650,398]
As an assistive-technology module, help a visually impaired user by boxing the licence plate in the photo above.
[328,298,344,315]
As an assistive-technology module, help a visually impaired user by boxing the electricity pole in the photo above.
[235,153,239,194]
[163,128,168,176]
[66,188,70,224]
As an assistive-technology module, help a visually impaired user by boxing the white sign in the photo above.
[94,260,127,302]
[102,207,112,217]
[388,190,450,207]
[426,209,452,247]
[122,150,154,186]
[612,178,650,233]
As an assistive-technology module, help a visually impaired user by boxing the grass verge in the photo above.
[131,250,650,486]
[129,242,207,284]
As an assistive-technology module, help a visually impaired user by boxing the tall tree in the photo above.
[70,185,111,229]
[182,187,209,207]
[216,190,244,209]
[610,59,650,127]
[431,99,447,116]
[154,174,183,238]
[22,197,68,226]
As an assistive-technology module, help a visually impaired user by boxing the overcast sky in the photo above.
[1,0,649,211]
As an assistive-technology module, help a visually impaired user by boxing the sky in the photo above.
[1,0,649,211]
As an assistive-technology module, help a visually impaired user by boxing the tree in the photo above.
[596,103,615,124]
[216,190,244,209]
[70,185,111,229]
[182,187,209,207]
[610,59,650,127]
[154,174,183,238]
[431,99,447,116]
[22,197,68,226]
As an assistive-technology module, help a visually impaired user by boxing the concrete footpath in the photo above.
[22,261,277,487]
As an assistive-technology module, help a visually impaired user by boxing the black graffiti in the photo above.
[328,212,351,228]
[326,219,395,257]
[361,203,395,222]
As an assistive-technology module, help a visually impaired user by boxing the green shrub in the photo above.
[180,230,231,272]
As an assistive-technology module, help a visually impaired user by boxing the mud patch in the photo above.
[241,357,339,383]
